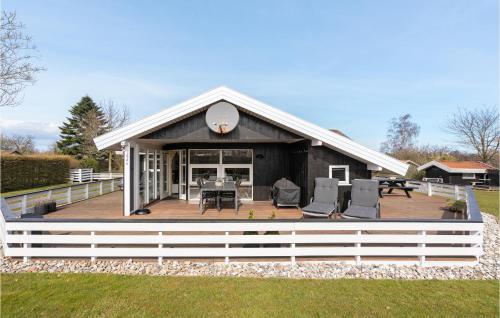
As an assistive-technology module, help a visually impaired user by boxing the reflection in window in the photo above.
[192,168,218,182]
[190,150,220,164]
[222,149,252,164]
[225,168,250,182]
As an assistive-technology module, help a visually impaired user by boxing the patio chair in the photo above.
[301,178,339,218]
[219,179,241,212]
[342,179,380,219]
[197,178,217,213]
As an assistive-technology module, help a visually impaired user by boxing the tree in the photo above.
[0,133,36,154]
[381,114,420,153]
[0,11,45,107]
[57,96,107,160]
[101,100,130,172]
[446,107,499,164]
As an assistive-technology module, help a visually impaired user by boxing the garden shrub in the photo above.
[79,157,100,172]
[1,154,71,192]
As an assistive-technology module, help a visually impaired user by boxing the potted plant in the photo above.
[264,211,280,248]
[448,200,466,213]
[243,210,259,248]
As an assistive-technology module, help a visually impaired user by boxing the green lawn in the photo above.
[1,273,498,318]
[1,183,74,197]
[473,190,499,217]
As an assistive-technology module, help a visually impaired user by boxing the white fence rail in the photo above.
[70,169,123,182]
[0,218,483,266]
[3,178,123,216]
[0,187,483,266]
[407,180,466,200]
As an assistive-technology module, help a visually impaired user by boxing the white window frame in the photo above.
[329,165,350,185]
[462,173,476,180]
[188,149,254,201]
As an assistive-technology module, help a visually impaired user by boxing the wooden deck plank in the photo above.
[45,191,461,220]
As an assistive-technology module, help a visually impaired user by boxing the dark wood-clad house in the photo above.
[418,160,499,186]
[94,87,408,216]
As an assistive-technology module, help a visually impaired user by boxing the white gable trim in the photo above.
[94,86,408,175]
[417,160,489,174]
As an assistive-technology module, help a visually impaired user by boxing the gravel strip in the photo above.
[1,213,498,280]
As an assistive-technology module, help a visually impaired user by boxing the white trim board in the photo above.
[94,86,408,175]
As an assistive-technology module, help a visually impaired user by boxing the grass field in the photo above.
[473,190,499,217]
[1,183,73,197]
[1,273,498,317]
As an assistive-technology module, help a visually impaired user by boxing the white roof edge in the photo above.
[417,160,489,173]
[94,86,409,175]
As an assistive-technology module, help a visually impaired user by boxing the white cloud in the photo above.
[0,117,60,149]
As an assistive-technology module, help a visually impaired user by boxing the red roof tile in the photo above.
[439,161,497,170]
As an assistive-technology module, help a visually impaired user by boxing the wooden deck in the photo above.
[46,190,462,220]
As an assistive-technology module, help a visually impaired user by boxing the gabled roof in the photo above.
[94,86,408,175]
[417,160,498,173]
[399,159,419,167]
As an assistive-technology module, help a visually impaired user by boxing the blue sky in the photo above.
[1,0,498,150]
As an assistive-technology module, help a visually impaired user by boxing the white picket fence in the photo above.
[0,187,483,266]
[3,178,123,216]
[407,180,466,200]
[70,169,123,183]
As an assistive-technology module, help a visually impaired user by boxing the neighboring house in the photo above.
[417,160,499,185]
[94,86,408,216]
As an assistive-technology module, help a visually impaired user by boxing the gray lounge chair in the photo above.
[342,179,380,219]
[302,178,339,218]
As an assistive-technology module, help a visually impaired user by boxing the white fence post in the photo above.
[85,184,89,200]
[291,230,296,266]
[23,230,30,263]
[225,231,229,264]
[111,179,115,192]
[99,181,103,196]
[21,195,27,214]
[454,185,460,200]
[90,231,96,262]
[47,190,52,201]
[355,230,362,265]
[158,232,163,265]
[427,182,432,196]
[67,187,72,204]
[419,230,426,266]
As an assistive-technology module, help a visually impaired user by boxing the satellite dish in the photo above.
[205,102,239,134]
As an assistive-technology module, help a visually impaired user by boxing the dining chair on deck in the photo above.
[197,178,217,213]
[219,179,241,213]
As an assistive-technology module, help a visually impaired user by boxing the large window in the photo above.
[329,165,349,185]
[189,149,253,200]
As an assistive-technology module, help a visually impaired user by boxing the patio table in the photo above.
[200,181,239,212]
[377,178,415,198]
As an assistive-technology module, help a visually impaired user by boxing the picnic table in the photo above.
[200,181,239,212]
[377,178,416,198]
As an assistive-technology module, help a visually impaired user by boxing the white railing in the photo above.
[70,168,93,182]
[407,180,466,200]
[0,218,483,267]
[2,178,123,216]
[0,187,483,267]
[92,172,123,180]
[70,169,123,182]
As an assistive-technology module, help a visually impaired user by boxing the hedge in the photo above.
[1,154,71,192]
